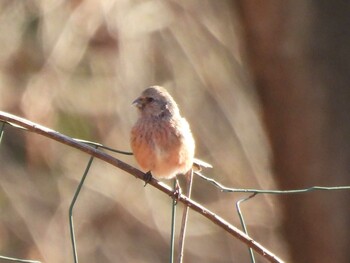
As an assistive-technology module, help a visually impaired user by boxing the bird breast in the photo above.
[131,116,195,179]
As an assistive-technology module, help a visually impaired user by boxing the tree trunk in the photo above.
[235,1,350,262]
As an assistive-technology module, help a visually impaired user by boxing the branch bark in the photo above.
[0,110,284,263]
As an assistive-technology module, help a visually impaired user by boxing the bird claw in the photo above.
[144,171,152,187]
[172,180,182,204]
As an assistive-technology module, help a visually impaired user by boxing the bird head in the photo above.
[133,86,180,118]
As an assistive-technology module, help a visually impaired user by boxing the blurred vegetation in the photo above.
[0,1,283,262]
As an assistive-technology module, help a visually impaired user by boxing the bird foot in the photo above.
[172,179,182,204]
[143,171,153,187]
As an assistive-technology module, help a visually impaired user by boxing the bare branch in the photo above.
[0,111,284,263]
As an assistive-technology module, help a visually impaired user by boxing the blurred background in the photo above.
[0,1,349,263]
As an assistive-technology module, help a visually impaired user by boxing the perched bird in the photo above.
[131,87,212,262]
[130,86,198,180]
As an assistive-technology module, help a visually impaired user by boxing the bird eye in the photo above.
[146,97,154,103]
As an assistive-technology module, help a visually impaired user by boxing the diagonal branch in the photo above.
[0,110,284,263]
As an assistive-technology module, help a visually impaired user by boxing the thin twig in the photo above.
[0,111,284,263]
[0,255,41,263]
[236,193,258,263]
[177,169,193,263]
[169,179,177,263]
[0,122,5,144]
[69,147,97,263]
[73,139,132,155]
[195,171,350,194]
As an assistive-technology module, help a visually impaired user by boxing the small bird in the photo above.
[130,86,201,180]
[131,86,212,262]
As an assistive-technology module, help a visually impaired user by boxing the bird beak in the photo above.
[132,97,143,108]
